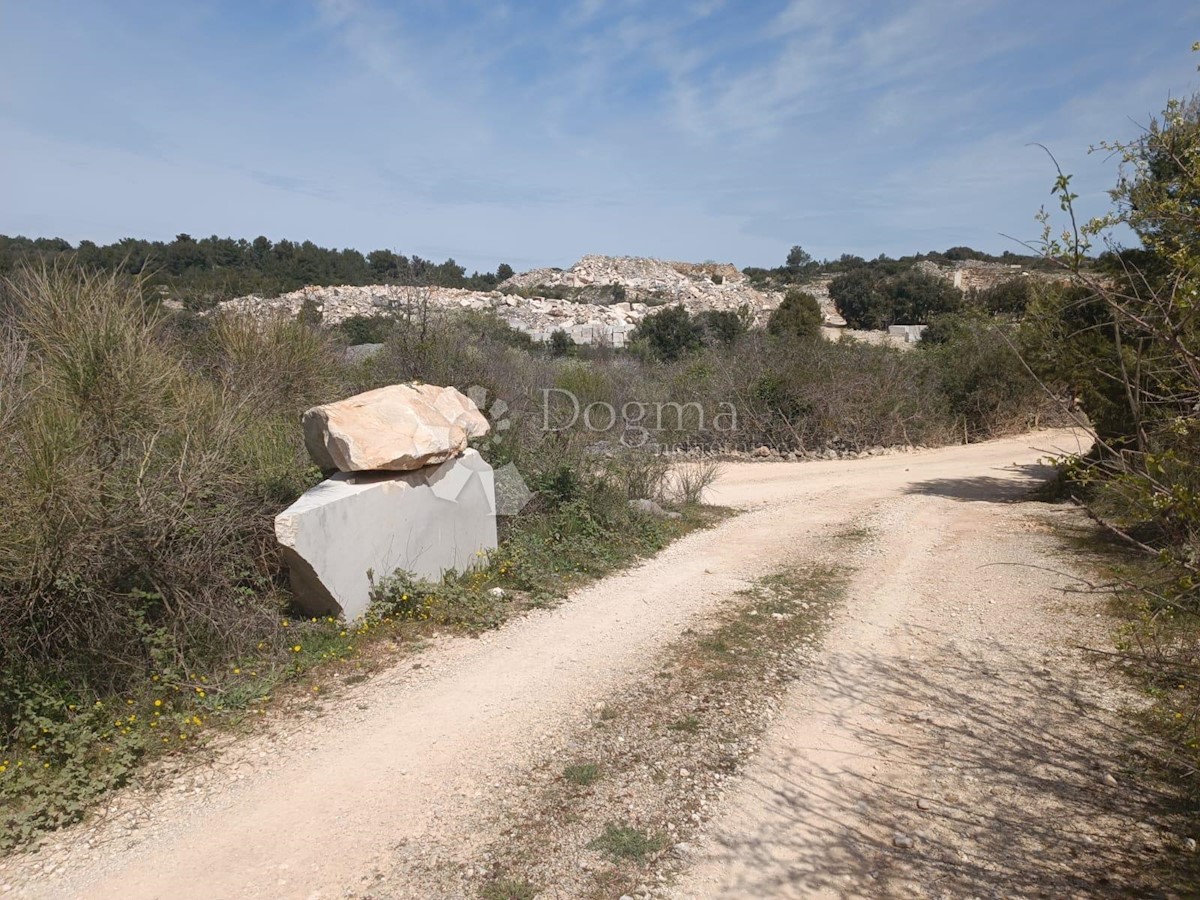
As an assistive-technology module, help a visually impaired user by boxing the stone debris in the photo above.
[914,258,1071,293]
[302,384,489,474]
[215,255,1063,349]
[217,255,845,346]
[275,448,497,620]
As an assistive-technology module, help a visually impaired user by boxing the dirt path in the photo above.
[7,428,1173,899]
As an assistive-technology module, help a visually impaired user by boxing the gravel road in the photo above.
[8,428,1170,899]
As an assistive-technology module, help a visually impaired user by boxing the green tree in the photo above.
[829,269,888,329]
[972,279,1035,317]
[767,289,823,339]
[496,263,515,281]
[785,245,813,272]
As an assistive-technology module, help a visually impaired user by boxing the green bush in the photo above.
[630,306,704,362]
[971,278,1034,317]
[921,312,1048,439]
[829,269,886,329]
[337,314,396,345]
[548,329,576,357]
[885,269,963,324]
[696,309,749,345]
[767,289,823,339]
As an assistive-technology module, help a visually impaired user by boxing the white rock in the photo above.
[275,450,497,619]
[302,384,489,473]
[629,498,681,519]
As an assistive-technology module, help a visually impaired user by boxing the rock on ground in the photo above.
[275,449,496,619]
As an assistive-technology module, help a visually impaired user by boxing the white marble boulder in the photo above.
[275,449,497,620]
[302,383,490,474]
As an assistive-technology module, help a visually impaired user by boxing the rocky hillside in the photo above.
[219,255,831,347]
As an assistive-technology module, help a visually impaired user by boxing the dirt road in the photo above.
[7,428,1172,898]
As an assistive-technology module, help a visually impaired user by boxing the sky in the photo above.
[1,1,1198,273]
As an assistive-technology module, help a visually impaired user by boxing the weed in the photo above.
[833,524,876,544]
[670,459,724,506]
[479,878,538,900]
[588,823,669,862]
[666,715,701,733]
[563,763,602,786]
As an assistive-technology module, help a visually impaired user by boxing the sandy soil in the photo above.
[6,428,1176,899]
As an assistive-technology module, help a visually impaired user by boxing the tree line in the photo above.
[0,234,515,310]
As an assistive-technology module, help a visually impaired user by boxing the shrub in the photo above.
[696,309,748,346]
[338,314,396,345]
[921,312,1049,439]
[831,268,962,328]
[670,459,724,505]
[971,278,1034,317]
[630,306,703,362]
[0,265,335,728]
[549,329,575,357]
[767,289,823,339]
[885,269,963,324]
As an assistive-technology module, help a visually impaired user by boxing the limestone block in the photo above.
[303,384,489,473]
[275,449,497,620]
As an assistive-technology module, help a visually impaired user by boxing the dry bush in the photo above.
[602,448,673,502]
[699,332,956,450]
[670,459,724,506]
[0,265,339,728]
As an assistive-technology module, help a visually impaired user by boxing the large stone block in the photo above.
[302,383,489,473]
[275,449,497,620]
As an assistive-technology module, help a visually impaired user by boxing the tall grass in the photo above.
[0,266,341,723]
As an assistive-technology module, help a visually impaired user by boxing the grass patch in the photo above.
[587,823,669,862]
[563,763,602,786]
[479,878,538,900]
[832,524,876,544]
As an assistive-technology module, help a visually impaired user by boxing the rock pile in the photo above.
[217,255,827,347]
[276,384,497,620]
[500,255,770,311]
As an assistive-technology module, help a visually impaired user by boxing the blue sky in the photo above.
[1,1,1197,272]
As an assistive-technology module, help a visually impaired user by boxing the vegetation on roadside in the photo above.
[0,263,725,848]
[1020,52,1200,847]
